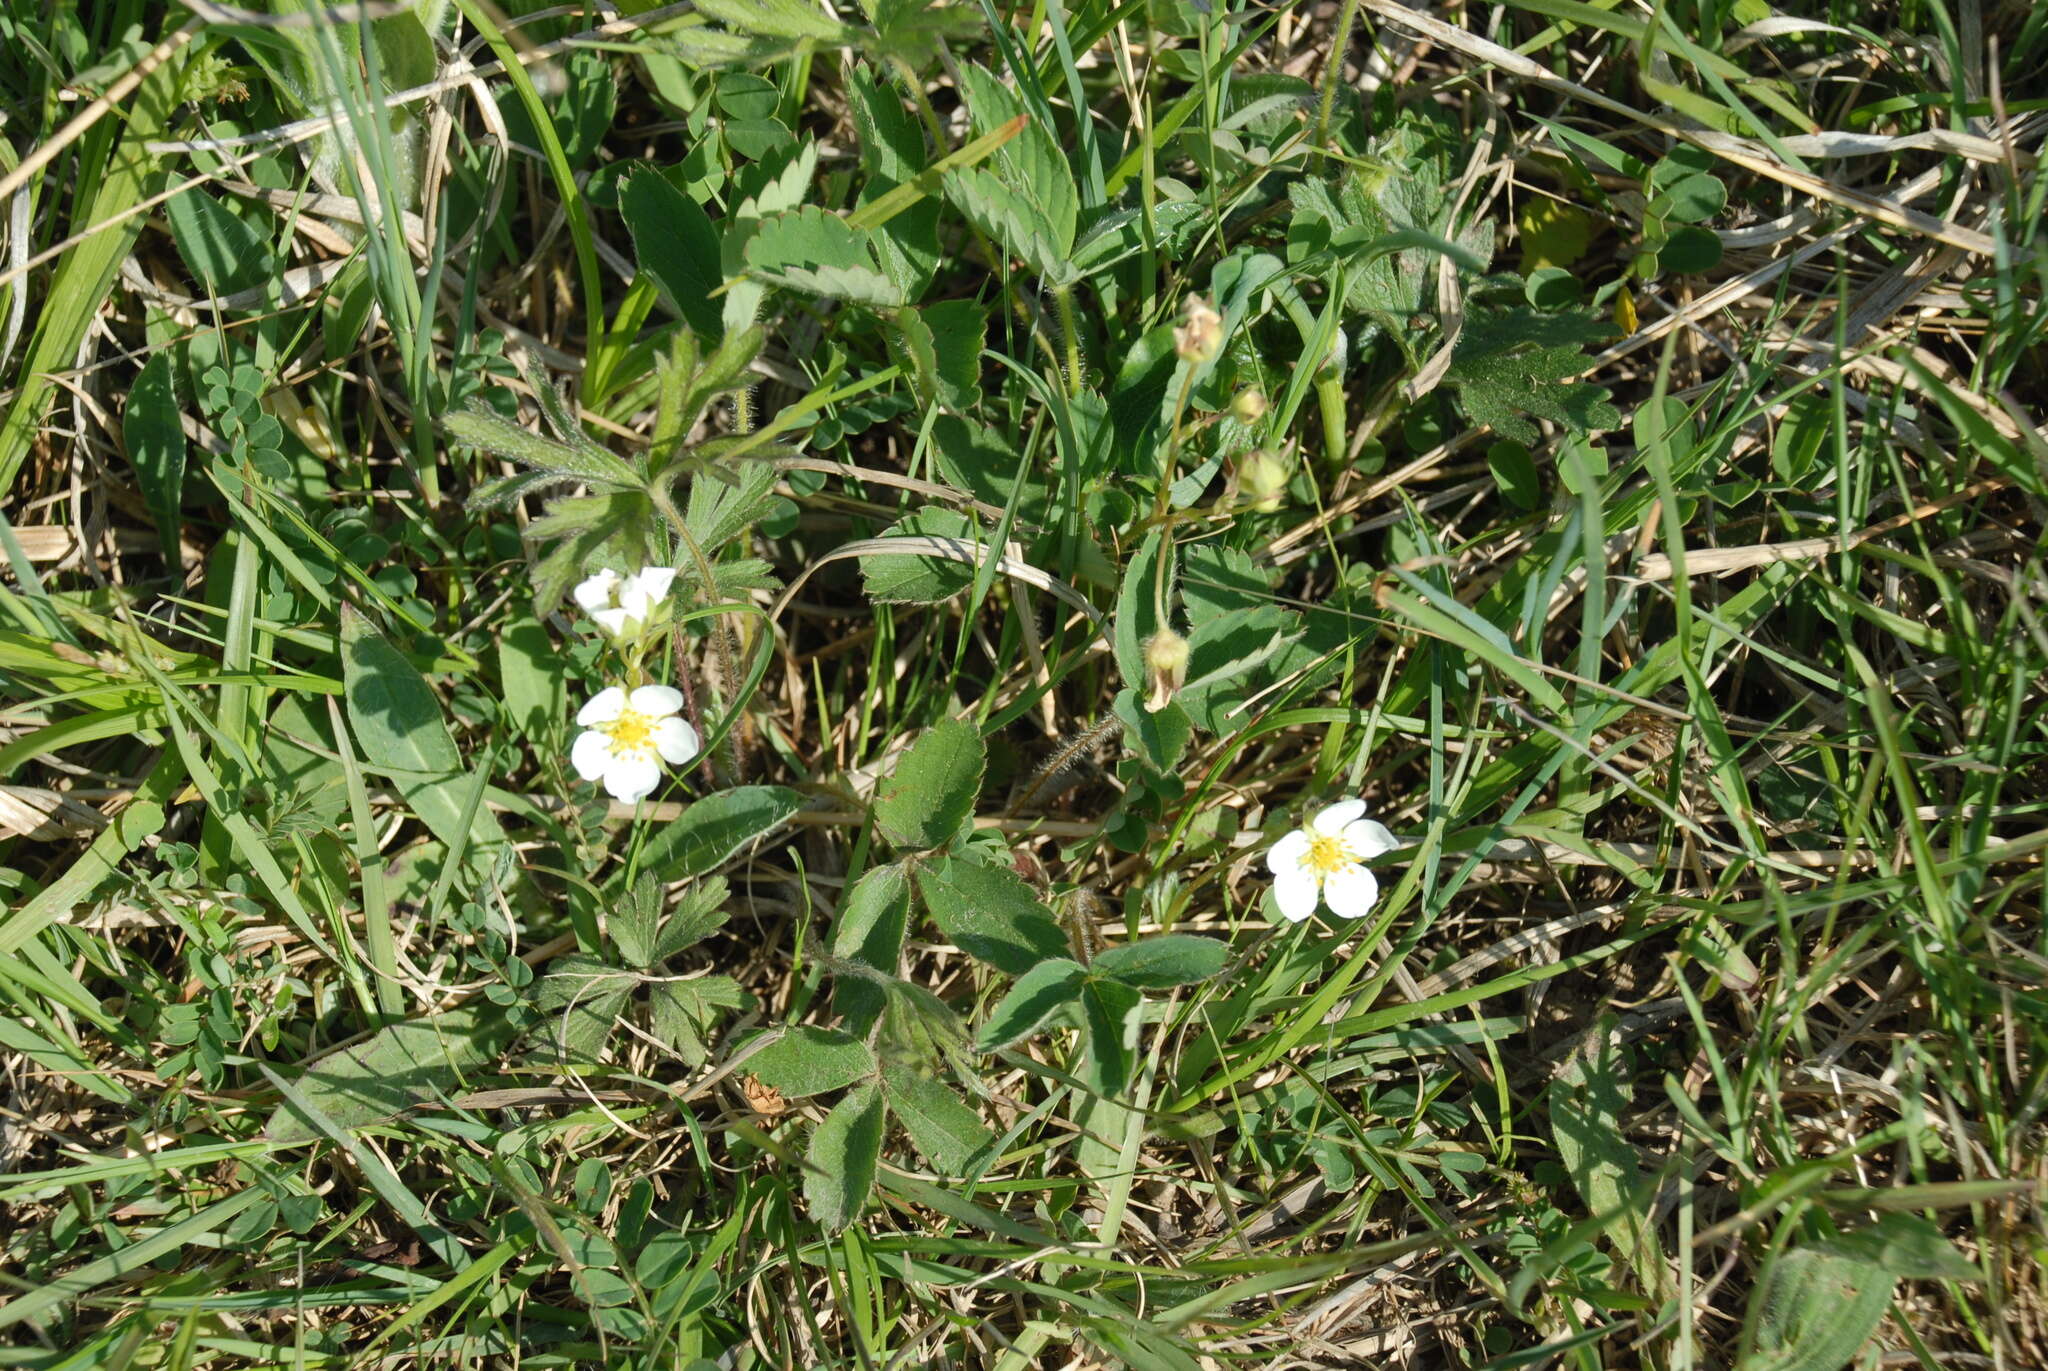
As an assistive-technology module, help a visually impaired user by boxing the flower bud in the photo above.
[1143,628,1189,712]
[1174,296,1223,364]
[1237,448,1290,512]
[1231,388,1268,424]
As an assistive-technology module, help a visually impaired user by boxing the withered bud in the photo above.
[1174,295,1223,364]
[1143,628,1190,712]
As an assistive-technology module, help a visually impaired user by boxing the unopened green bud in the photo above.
[1238,448,1291,512]
[1232,388,1268,424]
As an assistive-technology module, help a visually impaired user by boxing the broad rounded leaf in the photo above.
[634,785,801,879]
[745,1025,876,1098]
[266,1002,516,1144]
[882,1064,995,1175]
[875,718,985,850]
[805,1081,884,1233]
[976,957,1086,1052]
[916,857,1069,977]
[1092,934,1229,989]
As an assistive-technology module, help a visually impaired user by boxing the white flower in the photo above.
[570,684,699,803]
[572,565,677,638]
[1265,798,1399,923]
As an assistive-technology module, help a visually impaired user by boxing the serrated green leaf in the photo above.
[746,1025,875,1097]
[1738,1248,1895,1371]
[976,956,1086,1051]
[444,407,641,488]
[341,607,512,872]
[744,206,905,305]
[532,954,639,1063]
[832,862,912,1033]
[943,165,1076,286]
[1092,934,1228,989]
[882,1063,994,1174]
[123,351,186,569]
[805,1081,883,1233]
[612,874,663,969]
[859,507,979,603]
[621,167,727,340]
[916,856,1070,977]
[875,717,984,850]
[165,189,276,298]
[267,1002,517,1144]
[652,876,733,963]
[1446,302,1621,445]
[1111,688,1191,773]
[632,785,801,881]
[649,975,749,1070]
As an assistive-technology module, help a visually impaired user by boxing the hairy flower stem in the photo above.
[1053,285,1083,395]
[649,480,745,779]
[1316,0,1362,151]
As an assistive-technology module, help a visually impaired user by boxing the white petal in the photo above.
[1343,818,1399,860]
[603,752,662,804]
[572,569,619,611]
[592,607,631,637]
[570,730,613,781]
[1266,829,1310,876]
[577,686,625,726]
[652,716,699,765]
[632,566,677,604]
[1321,864,1379,919]
[1272,868,1321,922]
[629,684,684,717]
[617,583,654,621]
[1311,798,1366,834]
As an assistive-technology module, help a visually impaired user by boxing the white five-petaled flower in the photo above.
[572,566,677,638]
[1265,798,1399,923]
[570,684,699,803]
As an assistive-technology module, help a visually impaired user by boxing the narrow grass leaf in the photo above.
[0,1187,263,1333]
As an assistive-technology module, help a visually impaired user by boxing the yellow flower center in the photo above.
[603,707,658,755]
[1303,830,1356,878]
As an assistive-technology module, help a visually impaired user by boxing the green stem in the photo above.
[1317,373,1348,468]
[1316,0,1362,151]
[1052,285,1083,395]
